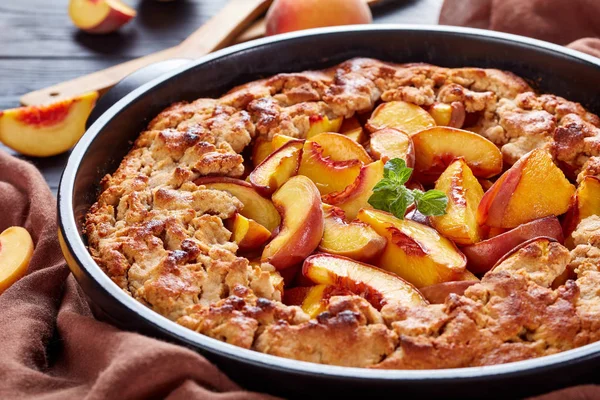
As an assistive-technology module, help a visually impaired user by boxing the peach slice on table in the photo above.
[318,204,386,262]
[477,148,575,229]
[368,128,415,167]
[195,177,281,232]
[357,209,467,288]
[229,213,272,252]
[419,280,478,304]
[252,137,274,167]
[430,159,485,245]
[412,127,503,183]
[0,91,98,157]
[427,102,466,128]
[366,101,436,136]
[321,160,384,220]
[261,176,324,270]
[309,132,372,164]
[69,0,136,34]
[249,139,303,196]
[306,115,343,138]
[0,227,34,293]
[562,176,600,247]
[298,141,362,195]
[461,216,564,274]
[303,254,427,309]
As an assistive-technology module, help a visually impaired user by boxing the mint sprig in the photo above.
[368,158,448,220]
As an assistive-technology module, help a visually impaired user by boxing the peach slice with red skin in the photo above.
[69,0,136,34]
[283,284,353,318]
[229,213,272,252]
[412,126,503,183]
[368,128,415,167]
[461,216,564,274]
[321,160,384,220]
[0,227,34,293]
[310,132,372,164]
[477,148,575,228]
[562,176,600,247]
[430,158,485,245]
[249,139,303,196]
[271,134,302,152]
[303,254,427,309]
[366,101,436,136]
[428,102,466,128]
[261,175,324,270]
[195,177,281,232]
[0,91,98,157]
[357,209,467,288]
[306,115,343,138]
[252,137,273,167]
[318,204,386,262]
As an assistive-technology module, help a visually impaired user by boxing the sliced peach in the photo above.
[0,91,98,157]
[430,159,484,245]
[563,176,600,247]
[321,160,384,220]
[261,176,324,270]
[0,227,34,293]
[366,101,435,136]
[195,177,281,232]
[340,116,362,133]
[271,134,302,151]
[69,0,136,34]
[477,149,575,228]
[412,127,503,183]
[306,115,343,138]
[344,127,367,144]
[229,213,272,252]
[249,139,303,196]
[357,209,466,288]
[298,141,362,195]
[428,102,466,128]
[318,204,386,262]
[368,128,415,167]
[283,284,353,318]
[310,132,372,164]
[252,137,274,168]
[303,253,427,309]
[461,216,564,274]
[419,281,477,304]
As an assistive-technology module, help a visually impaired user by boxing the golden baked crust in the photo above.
[86,58,600,369]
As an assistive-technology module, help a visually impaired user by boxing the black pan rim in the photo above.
[58,24,600,383]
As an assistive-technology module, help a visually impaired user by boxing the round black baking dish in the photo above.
[58,25,600,399]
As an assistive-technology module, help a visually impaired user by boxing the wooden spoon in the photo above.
[20,0,273,106]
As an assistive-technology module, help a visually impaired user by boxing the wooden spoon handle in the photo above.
[20,0,272,106]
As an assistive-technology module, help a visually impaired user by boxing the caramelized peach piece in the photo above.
[563,176,600,247]
[368,128,415,167]
[303,253,427,309]
[321,160,384,220]
[261,176,324,270]
[461,216,564,274]
[420,280,477,304]
[249,139,303,195]
[310,132,372,164]
[319,204,386,262]
[344,127,367,143]
[298,141,362,195]
[306,115,343,138]
[412,127,503,183]
[477,149,575,228]
[252,137,273,167]
[271,134,301,151]
[428,102,466,128]
[357,209,466,288]
[0,227,34,293]
[340,116,362,133]
[196,177,281,232]
[230,213,271,252]
[283,284,353,318]
[430,159,484,245]
[0,91,98,157]
[366,101,435,136]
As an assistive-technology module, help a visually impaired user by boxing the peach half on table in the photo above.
[0,91,98,157]
[228,213,272,252]
[69,0,136,34]
[302,253,427,310]
[261,175,324,270]
[366,101,436,136]
[195,177,281,232]
[249,139,304,196]
[430,158,485,245]
[318,204,386,262]
[368,128,415,166]
[477,148,575,229]
[562,176,600,247]
[357,208,467,288]
[412,126,503,183]
[0,227,34,293]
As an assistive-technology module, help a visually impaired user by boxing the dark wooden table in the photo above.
[0,0,442,195]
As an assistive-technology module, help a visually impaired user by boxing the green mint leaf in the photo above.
[384,158,412,186]
[372,178,396,192]
[415,189,448,216]
[368,189,394,212]
[388,186,414,219]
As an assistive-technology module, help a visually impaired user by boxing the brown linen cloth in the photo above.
[0,150,275,400]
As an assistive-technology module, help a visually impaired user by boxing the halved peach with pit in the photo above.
[249,139,303,196]
[357,208,466,288]
[303,253,427,309]
[366,101,436,135]
[368,128,415,166]
[229,213,272,252]
[306,115,343,138]
[477,148,575,228]
[310,132,372,164]
[0,227,34,293]
[412,126,503,183]
[562,176,600,247]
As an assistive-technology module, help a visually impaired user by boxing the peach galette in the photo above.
[86,58,600,369]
